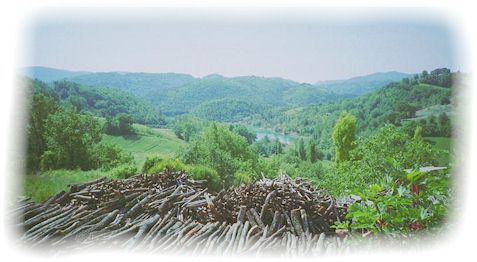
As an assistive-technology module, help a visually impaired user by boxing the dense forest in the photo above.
[20,66,455,240]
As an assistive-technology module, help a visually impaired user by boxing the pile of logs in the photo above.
[12,169,354,255]
[209,174,348,235]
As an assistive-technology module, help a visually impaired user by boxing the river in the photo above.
[249,127,297,145]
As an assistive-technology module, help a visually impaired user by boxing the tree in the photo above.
[297,138,307,161]
[182,123,259,187]
[41,108,103,170]
[106,113,134,136]
[274,139,283,154]
[413,125,423,139]
[309,140,319,163]
[230,124,257,144]
[26,92,59,172]
[438,112,451,137]
[332,112,357,163]
[116,113,134,135]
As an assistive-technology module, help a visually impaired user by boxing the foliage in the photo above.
[316,71,411,96]
[108,164,138,179]
[233,172,252,185]
[142,155,163,174]
[146,159,187,174]
[308,140,321,163]
[419,68,453,88]
[172,115,209,142]
[332,112,357,163]
[337,168,449,234]
[105,113,135,136]
[186,165,221,192]
[247,73,454,156]
[51,80,164,125]
[25,79,135,173]
[192,98,264,122]
[90,142,135,171]
[317,125,438,196]
[41,108,103,170]
[181,123,259,187]
[229,124,257,144]
[297,138,307,161]
[253,136,284,157]
[414,125,423,139]
[26,82,60,172]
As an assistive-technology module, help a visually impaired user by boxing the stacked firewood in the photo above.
[12,169,354,254]
[209,174,348,234]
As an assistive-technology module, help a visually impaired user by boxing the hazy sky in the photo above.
[26,10,457,83]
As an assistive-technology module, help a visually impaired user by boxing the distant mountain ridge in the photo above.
[315,71,412,95]
[20,66,413,116]
[20,66,90,82]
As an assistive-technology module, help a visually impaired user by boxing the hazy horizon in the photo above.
[24,9,458,83]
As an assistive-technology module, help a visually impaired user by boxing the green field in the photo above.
[424,136,452,166]
[103,124,188,167]
[23,169,110,202]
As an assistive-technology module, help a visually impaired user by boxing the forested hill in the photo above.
[67,72,196,100]
[248,69,455,155]
[20,66,90,82]
[315,71,412,95]
[67,73,346,116]
[21,66,410,117]
[23,77,164,125]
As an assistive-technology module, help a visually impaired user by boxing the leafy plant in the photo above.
[339,168,449,234]
[186,165,221,192]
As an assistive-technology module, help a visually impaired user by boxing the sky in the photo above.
[25,9,458,83]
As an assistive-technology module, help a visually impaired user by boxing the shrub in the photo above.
[108,164,138,179]
[91,142,135,171]
[233,172,252,186]
[147,159,187,174]
[142,155,163,173]
[186,165,221,192]
[335,168,449,234]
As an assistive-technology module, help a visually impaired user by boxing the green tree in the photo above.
[26,93,59,172]
[309,140,319,163]
[230,124,257,144]
[414,125,423,139]
[41,108,103,170]
[106,113,134,136]
[182,123,259,187]
[332,112,357,163]
[438,112,451,137]
[274,139,283,154]
[297,138,307,161]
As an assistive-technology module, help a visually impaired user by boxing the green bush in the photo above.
[317,125,438,197]
[108,164,138,179]
[91,142,135,171]
[147,159,187,174]
[335,168,449,234]
[186,165,221,192]
[233,171,252,186]
[142,155,163,173]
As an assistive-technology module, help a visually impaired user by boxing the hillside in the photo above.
[67,72,196,100]
[191,98,265,122]
[21,67,414,119]
[20,66,90,82]
[248,76,453,157]
[69,73,349,116]
[26,78,164,125]
[315,71,412,95]
[102,124,187,166]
